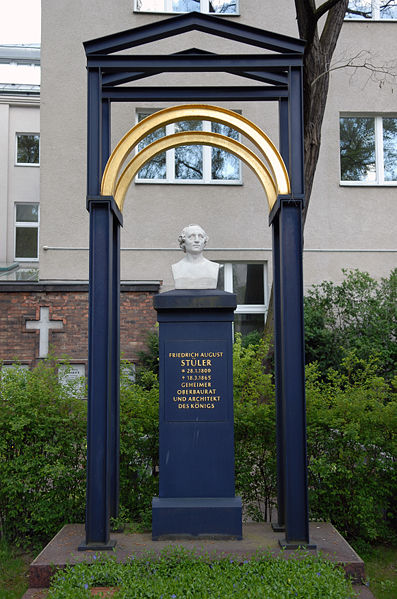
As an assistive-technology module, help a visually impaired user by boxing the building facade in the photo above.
[1,1,396,368]
[0,44,40,278]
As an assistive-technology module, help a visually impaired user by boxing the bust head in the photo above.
[178,224,209,255]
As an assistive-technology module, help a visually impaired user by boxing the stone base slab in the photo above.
[28,521,366,589]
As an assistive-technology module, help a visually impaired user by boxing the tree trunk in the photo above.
[264,0,349,343]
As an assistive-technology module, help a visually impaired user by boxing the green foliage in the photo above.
[304,268,397,379]
[0,359,87,548]
[354,545,397,599]
[0,539,32,599]
[306,355,397,544]
[119,366,159,527]
[136,329,159,385]
[233,335,276,522]
[47,546,355,599]
[0,328,395,550]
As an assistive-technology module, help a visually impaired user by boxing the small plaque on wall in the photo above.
[58,364,86,398]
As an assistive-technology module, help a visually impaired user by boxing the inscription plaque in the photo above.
[164,340,227,422]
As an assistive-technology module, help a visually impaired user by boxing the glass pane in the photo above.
[15,227,38,259]
[175,120,203,180]
[380,1,397,18]
[234,313,265,338]
[209,0,238,13]
[233,264,264,305]
[346,0,372,18]
[16,204,39,223]
[137,113,167,179]
[17,134,39,164]
[135,0,166,11]
[211,122,240,180]
[383,118,397,181]
[340,117,376,182]
[172,0,200,10]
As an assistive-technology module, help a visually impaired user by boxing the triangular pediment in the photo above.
[84,11,304,56]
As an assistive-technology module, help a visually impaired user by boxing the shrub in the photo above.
[1,340,395,549]
[304,268,397,379]
[119,367,159,528]
[232,335,277,522]
[306,354,397,544]
[0,360,87,547]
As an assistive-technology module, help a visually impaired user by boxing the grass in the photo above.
[0,539,32,599]
[357,545,397,599]
[47,546,356,599]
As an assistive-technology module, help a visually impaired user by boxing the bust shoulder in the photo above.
[172,258,219,289]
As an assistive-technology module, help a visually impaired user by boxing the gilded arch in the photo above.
[113,131,279,211]
[100,104,290,211]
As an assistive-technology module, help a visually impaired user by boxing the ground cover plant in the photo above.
[0,538,32,599]
[354,544,397,599]
[47,546,356,599]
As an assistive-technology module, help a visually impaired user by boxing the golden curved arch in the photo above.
[101,104,290,203]
[114,131,278,212]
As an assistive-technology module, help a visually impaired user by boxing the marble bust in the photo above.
[172,224,219,289]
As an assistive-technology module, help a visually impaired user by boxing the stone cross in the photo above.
[26,307,64,358]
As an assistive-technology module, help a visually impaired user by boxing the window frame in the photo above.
[15,133,40,166]
[14,203,40,262]
[339,114,397,186]
[134,0,240,15]
[135,112,242,185]
[345,0,397,20]
[218,262,268,334]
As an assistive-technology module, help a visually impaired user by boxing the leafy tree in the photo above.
[304,268,397,378]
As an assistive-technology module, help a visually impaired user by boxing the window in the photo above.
[137,113,241,183]
[135,0,238,14]
[16,134,40,165]
[340,116,397,184]
[217,263,268,337]
[346,0,397,19]
[15,203,39,261]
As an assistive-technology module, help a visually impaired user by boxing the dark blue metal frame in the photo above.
[83,11,311,549]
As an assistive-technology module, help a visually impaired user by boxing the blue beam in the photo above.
[288,67,305,198]
[110,218,120,523]
[87,54,303,72]
[277,197,312,549]
[271,214,285,533]
[81,198,116,550]
[102,86,288,102]
[87,68,102,197]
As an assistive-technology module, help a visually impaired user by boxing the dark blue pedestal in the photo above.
[152,290,242,540]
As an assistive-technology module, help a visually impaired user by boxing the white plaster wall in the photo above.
[303,20,397,287]
[40,1,397,288]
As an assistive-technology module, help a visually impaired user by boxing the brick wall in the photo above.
[0,281,159,368]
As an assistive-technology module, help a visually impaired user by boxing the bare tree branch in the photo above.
[315,0,345,22]
[311,50,397,86]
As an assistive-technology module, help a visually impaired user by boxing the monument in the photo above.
[151,225,242,539]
